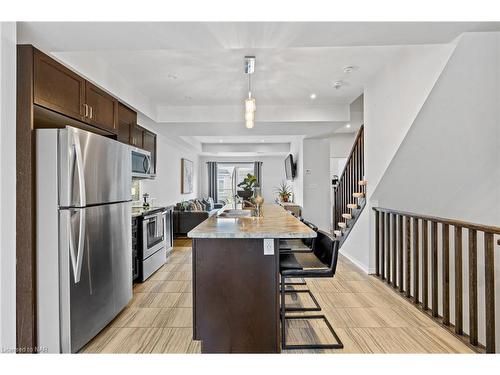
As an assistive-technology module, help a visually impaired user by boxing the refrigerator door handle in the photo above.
[68,208,86,283]
[72,132,87,207]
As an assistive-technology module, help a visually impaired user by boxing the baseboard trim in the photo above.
[338,250,374,274]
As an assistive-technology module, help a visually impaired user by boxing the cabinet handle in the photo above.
[89,106,93,120]
[84,104,88,118]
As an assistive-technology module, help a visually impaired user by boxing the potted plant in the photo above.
[179,201,190,212]
[274,180,292,202]
[237,173,257,200]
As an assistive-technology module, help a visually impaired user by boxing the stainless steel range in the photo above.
[133,207,173,282]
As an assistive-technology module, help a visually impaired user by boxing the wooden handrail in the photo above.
[373,206,499,353]
[373,207,500,235]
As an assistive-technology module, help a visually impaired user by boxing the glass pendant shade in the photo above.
[245,111,255,122]
[245,97,256,112]
[245,120,254,129]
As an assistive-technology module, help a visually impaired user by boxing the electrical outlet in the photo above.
[263,239,274,255]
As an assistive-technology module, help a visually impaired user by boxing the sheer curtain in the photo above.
[207,161,218,202]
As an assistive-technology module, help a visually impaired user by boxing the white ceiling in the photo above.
[18,22,500,108]
[17,22,500,154]
[192,135,299,144]
[54,46,405,106]
[18,22,500,51]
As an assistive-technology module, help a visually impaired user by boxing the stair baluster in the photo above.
[372,207,500,353]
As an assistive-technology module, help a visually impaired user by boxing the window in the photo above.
[216,163,254,203]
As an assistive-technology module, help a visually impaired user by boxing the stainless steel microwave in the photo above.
[131,147,153,179]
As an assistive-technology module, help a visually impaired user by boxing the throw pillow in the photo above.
[205,197,214,210]
[200,199,210,211]
[197,200,204,211]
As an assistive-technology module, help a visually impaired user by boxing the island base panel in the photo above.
[193,238,280,353]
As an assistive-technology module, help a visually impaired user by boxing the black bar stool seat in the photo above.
[280,252,327,271]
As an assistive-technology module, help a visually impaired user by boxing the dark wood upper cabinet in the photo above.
[130,124,144,149]
[85,81,117,133]
[143,130,157,174]
[31,47,157,156]
[117,103,136,144]
[33,49,85,121]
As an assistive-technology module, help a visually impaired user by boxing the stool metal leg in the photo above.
[280,275,344,350]
[284,278,307,286]
[282,315,344,350]
[284,289,321,312]
[280,276,286,346]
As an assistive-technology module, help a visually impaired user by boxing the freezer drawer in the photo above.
[60,201,132,353]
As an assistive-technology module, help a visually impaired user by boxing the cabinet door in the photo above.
[130,124,144,149]
[143,130,157,174]
[34,49,85,121]
[117,103,137,144]
[85,81,117,133]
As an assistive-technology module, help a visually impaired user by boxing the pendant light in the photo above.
[244,56,256,129]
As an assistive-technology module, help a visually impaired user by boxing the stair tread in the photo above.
[347,203,358,209]
[342,213,353,219]
[353,192,365,198]
[358,180,368,186]
[338,222,347,228]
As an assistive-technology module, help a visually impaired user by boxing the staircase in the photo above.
[332,125,366,246]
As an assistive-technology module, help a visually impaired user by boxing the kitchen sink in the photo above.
[217,209,255,218]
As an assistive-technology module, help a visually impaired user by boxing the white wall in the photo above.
[370,32,500,350]
[198,155,287,204]
[373,32,500,225]
[340,42,455,271]
[139,115,200,206]
[0,22,17,351]
[289,136,304,206]
[364,44,456,200]
[302,138,331,231]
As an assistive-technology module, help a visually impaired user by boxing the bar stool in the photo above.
[279,219,318,290]
[280,230,344,350]
[279,219,318,254]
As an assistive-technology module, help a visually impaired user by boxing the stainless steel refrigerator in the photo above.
[36,126,132,353]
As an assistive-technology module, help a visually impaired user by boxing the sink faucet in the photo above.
[233,194,242,209]
[242,200,256,208]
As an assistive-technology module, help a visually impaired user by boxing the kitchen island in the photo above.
[188,204,316,353]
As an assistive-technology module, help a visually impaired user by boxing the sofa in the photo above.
[173,197,224,237]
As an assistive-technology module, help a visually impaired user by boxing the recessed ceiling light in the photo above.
[219,139,224,143]
[346,123,351,128]
[260,139,265,143]
[333,81,343,90]
[343,66,356,74]
[310,93,317,100]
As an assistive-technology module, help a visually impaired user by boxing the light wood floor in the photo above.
[81,239,473,354]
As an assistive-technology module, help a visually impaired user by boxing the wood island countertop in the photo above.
[187,204,316,239]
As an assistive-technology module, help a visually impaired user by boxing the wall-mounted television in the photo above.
[285,154,296,180]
